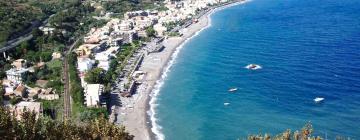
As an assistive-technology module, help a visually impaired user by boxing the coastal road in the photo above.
[0,34,33,53]
[0,14,55,53]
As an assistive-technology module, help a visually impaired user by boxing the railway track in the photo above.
[62,38,81,120]
[63,57,71,119]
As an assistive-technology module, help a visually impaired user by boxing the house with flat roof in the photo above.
[38,88,59,100]
[77,57,94,73]
[84,84,104,107]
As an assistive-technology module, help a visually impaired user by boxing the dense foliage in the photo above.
[0,106,133,140]
[67,53,84,107]
[0,0,82,46]
[85,67,107,84]
[0,1,42,44]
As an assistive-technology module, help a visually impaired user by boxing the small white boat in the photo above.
[224,102,230,106]
[314,97,324,103]
[228,88,238,92]
[245,64,262,70]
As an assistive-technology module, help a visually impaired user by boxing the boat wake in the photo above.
[245,64,262,70]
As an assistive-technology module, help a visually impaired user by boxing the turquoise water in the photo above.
[152,0,360,139]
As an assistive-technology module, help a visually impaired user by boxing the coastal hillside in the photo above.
[0,0,79,45]
[0,0,160,46]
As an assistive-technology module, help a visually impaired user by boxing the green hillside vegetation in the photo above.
[0,1,43,44]
[0,106,133,139]
[0,0,81,46]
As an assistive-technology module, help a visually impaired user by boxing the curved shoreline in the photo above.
[145,1,251,139]
[119,1,251,140]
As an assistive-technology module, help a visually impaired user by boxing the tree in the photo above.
[0,106,134,139]
[0,70,6,79]
[31,28,44,38]
[80,108,108,122]
[248,122,322,140]
[0,86,4,103]
[40,51,52,62]
[84,68,106,84]
[10,97,22,105]
[146,26,156,37]
[16,41,30,55]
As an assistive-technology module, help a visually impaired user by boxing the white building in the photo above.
[95,53,111,71]
[77,57,94,72]
[6,68,29,84]
[39,26,55,35]
[84,84,104,107]
[117,20,134,32]
[154,23,167,37]
[94,47,119,71]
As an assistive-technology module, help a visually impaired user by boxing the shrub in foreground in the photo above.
[0,107,133,140]
[248,123,322,140]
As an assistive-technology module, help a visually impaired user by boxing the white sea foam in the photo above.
[148,1,251,139]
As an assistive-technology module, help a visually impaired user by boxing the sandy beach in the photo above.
[116,1,248,139]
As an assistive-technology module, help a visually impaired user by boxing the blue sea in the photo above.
[151,0,360,139]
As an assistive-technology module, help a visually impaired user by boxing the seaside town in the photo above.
[1,0,355,139]
[0,0,239,139]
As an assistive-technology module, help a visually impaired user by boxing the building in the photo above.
[13,101,42,120]
[75,44,99,57]
[108,37,123,47]
[154,23,167,37]
[28,87,41,99]
[75,42,107,57]
[6,59,29,84]
[84,84,104,107]
[52,52,62,59]
[133,16,154,29]
[2,80,16,98]
[137,30,148,38]
[121,31,137,44]
[77,57,94,72]
[117,21,134,32]
[14,84,26,97]
[38,88,59,100]
[39,26,55,35]
[124,10,149,19]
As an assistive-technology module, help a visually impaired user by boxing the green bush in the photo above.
[10,97,22,105]
[68,53,84,105]
[84,68,107,84]
[248,123,322,140]
[79,107,108,122]
[0,106,133,139]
